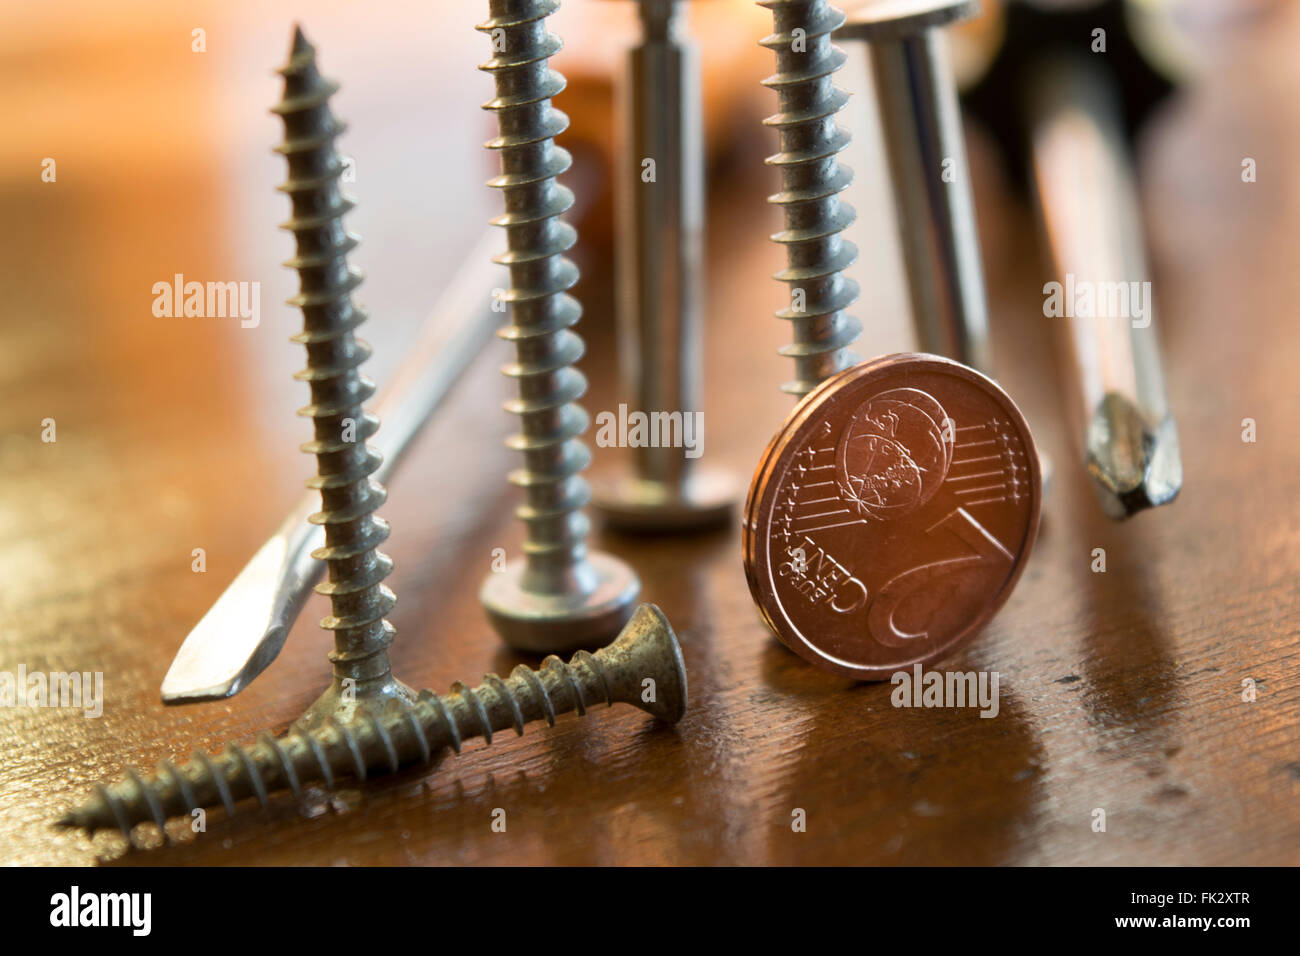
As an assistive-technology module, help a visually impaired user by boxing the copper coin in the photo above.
[743,353,1042,679]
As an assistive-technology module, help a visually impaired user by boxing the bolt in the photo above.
[476,0,640,652]
[272,26,414,727]
[759,0,863,399]
[58,604,687,840]
[836,0,1056,499]
[591,0,737,532]
[837,0,992,376]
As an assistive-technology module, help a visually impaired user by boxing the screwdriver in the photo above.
[959,0,1183,518]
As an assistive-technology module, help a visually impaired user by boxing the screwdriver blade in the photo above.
[160,229,504,703]
[161,514,319,703]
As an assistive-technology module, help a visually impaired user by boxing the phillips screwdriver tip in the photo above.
[1084,393,1182,520]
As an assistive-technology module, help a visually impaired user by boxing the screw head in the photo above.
[594,469,738,532]
[836,0,980,42]
[598,603,688,724]
[480,552,641,653]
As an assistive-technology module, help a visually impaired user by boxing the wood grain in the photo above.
[1,0,1297,866]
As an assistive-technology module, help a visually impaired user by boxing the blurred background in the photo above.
[3,0,1299,865]
[2,0,1292,473]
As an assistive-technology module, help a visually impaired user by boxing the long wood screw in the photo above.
[273,26,413,727]
[59,604,687,840]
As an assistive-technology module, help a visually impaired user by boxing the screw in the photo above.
[57,604,688,840]
[593,0,738,532]
[476,0,640,652]
[272,26,414,728]
[759,0,863,398]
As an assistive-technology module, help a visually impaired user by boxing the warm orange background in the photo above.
[2,1,1299,866]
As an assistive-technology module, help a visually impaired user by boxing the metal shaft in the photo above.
[595,0,736,530]
[873,31,989,371]
[621,0,700,488]
[60,605,688,840]
[839,0,990,374]
[760,0,862,398]
[477,0,639,651]
[273,28,410,720]
[1027,55,1180,519]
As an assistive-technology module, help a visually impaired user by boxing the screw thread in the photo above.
[759,0,862,397]
[58,606,687,838]
[477,0,598,595]
[273,27,397,685]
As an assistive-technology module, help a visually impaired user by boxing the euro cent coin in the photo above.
[743,353,1042,680]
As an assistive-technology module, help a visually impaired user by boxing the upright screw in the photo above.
[58,605,688,840]
[593,0,738,532]
[272,26,413,726]
[758,0,863,398]
[476,0,640,652]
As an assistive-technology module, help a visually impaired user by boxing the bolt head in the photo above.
[594,469,738,533]
[480,553,640,653]
[837,0,980,41]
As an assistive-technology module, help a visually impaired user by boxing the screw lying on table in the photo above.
[476,0,640,652]
[759,0,862,398]
[272,26,413,728]
[58,604,688,840]
[593,0,738,532]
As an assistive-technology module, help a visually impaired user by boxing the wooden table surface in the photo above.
[2,0,1298,866]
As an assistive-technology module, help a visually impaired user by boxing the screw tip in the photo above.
[275,23,318,81]
[54,807,90,831]
[290,23,312,57]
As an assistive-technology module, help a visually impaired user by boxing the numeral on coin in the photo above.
[868,508,1014,647]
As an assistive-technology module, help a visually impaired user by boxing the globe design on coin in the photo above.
[743,354,1042,680]
[835,388,953,520]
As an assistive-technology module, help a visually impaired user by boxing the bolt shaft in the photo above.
[477,0,596,597]
[59,605,687,838]
[593,0,736,532]
[273,29,397,694]
[759,0,862,398]
[618,0,699,493]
